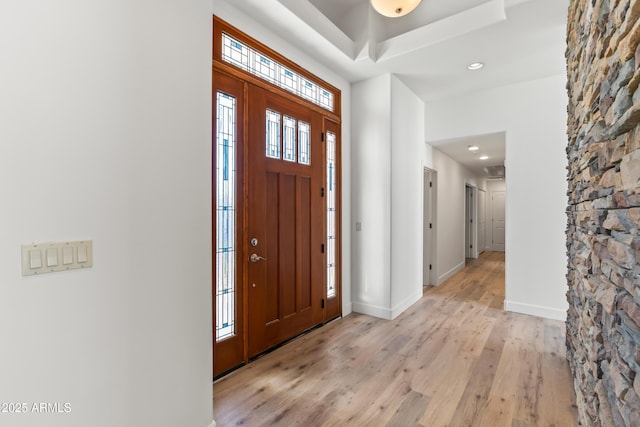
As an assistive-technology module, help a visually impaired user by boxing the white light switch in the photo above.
[77,245,88,263]
[22,240,93,276]
[46,248,58,267]
[62,247,74,265]
[29,250,42,269]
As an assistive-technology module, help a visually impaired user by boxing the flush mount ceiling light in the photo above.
[480,155,489,160]
[467,62,484,71]
[468,145,479,151]
[371,0,423,18]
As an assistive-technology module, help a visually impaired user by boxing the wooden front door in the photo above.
[246,85,324,358]
[213,17,342,378]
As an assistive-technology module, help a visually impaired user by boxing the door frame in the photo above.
[212,17,342,377]
[477,188,487,254]
[465,184,478,260]
[423,168,436,286]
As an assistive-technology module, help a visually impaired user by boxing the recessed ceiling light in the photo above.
[480,155,489,160]
[468,145,479,151]
[467,62,484,71]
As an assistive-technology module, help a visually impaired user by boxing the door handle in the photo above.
[250,253,267,263]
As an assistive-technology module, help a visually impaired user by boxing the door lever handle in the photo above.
[250,253,267,263]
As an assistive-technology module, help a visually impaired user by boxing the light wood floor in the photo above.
[213,252,578,426]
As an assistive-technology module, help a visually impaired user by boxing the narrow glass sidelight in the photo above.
[216,91,237,342]
[326,131,337,299]
[266,109,281,159]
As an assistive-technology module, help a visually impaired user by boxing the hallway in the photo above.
[213,252,577,426]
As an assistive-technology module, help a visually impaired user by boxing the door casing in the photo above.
[212,17,342,377]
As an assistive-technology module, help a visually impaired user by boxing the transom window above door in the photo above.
[222,33,334,112]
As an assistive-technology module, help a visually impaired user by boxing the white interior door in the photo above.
[478,189,486,253]
[491,191,505,252]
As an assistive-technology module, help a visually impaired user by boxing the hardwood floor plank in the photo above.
[415,307,495,425]
[447,318,508,426]
[512,317,545,425]
[385,390,430,427]
[213,252,577,427]
[538,321,579,427]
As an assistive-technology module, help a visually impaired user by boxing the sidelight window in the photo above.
[326,131,337,298]
[215,91,237,342]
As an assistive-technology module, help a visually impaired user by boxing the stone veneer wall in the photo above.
[566,0,640,426]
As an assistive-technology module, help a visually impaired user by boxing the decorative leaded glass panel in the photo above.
[266,110,281,159]
[283,116,296,162]
[280,67,298,93]
[320,90,334,111]
[222,33,334,112]
[326,131,337,299]
[298,121,310,165]
[252,52,277,83]
[216,91,237,341]
[300,79,317,105]
[222,37,249,72]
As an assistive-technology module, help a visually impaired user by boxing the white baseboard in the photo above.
[208,421,216,427]
[342,301,353,316]
[390,290,422,319]
[352,301,393,320]
[437,261,465,285]
[352,289,422,320]
[504,300,567,321]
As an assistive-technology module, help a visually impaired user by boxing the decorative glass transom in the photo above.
[222,33,334,112]
[265,109,311,165]
[216,91,237,342]
[326,131,337,299]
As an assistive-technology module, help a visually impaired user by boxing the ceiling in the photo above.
[220,0,569,177]
[433,132,506,177]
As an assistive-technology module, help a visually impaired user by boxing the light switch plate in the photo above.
[22,240,93,276]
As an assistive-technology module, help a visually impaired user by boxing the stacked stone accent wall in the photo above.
[566,0,640,425]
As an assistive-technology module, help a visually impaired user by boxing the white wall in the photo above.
[351,74,423,319]
[430,148,486,284]
[390,76,424,312]
[0,1,214,426]
[213,1,353,317]
[352,74,392,314]
[425,75,568,320]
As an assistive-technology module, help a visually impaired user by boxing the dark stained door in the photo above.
[246,85,324,357]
